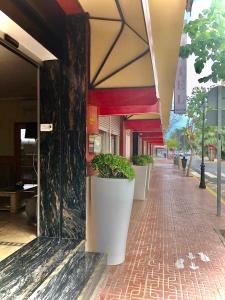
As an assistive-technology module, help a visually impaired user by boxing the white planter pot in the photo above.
[91,176,135,265]
[133,165,148,200]
[146,164,152,192]
[86,176,97,252]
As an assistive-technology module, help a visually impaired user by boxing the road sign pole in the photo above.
[217,86,222,217]
[206,86,225,216]
[199,100,206,189]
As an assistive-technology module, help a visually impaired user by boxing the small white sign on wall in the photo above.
[40,123,53,132]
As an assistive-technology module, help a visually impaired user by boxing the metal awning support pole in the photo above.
[217,86,222,217]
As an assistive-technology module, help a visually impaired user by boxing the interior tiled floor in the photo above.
[96,160,225,300]
[0,210,36,261]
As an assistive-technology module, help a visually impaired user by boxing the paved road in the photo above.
[191,156,225,200]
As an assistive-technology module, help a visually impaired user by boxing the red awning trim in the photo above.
[89,87,158,107]
[151,142,164,146]
[140,132,163,138]
[136,129,162,133]
[99,103,160,116]
[56,0,83,14]
[144,138,163,141]
[124,119,162,132]
[125,119,164,145]
[143,138,164,142]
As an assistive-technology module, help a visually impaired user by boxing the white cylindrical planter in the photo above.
[86,176,97,252]
[133,165,148,200]
[91,176,135,265]
[146,164,152,192]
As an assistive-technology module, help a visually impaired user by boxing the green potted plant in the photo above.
[144,155,154,165]
[90,153,135,265]
[142,155,154,192]
[132,155,150,200]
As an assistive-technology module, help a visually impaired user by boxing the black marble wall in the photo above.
[40,61,62,237]
[40,14,88,240]
[133,132,139,156]
[61,15,87,239]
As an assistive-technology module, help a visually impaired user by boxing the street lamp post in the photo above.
[199,100,206,189]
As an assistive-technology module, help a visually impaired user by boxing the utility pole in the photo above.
[217,87,222,216]
[206,86,225,217]
[199,99,206,189]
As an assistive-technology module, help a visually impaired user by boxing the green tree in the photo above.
[181,125,196,176]
[183,87,208,176]
[184,87,225,174]
[166,137,179,151]
[180,0,225,83]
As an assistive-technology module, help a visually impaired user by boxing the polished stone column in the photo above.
[40,14,88,240]
[40,60,62,237]
[61,14,88,239]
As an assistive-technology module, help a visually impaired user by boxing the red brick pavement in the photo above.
[96,159,225,300]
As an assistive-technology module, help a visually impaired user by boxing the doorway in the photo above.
[0,43,39,261]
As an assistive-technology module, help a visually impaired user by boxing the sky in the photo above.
[166,0,212,139]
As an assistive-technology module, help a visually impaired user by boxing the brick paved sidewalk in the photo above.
[96,159,225,300]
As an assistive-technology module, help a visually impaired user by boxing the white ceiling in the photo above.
[80,0,154,88]
[0,45,37,101]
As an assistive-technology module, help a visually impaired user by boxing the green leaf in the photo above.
[198,75,212,83]
[194,60,205,74]
[180,1,225,81]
